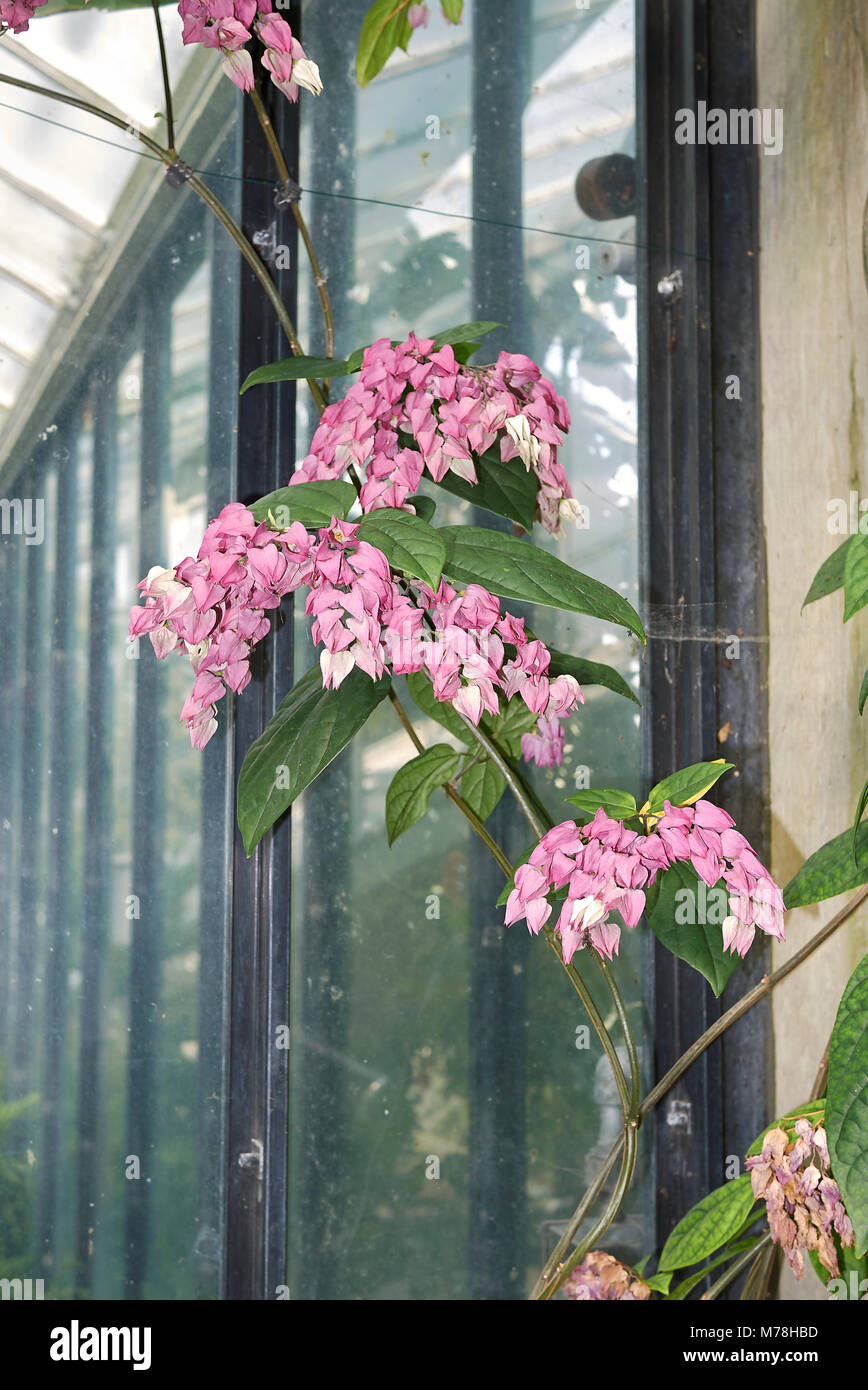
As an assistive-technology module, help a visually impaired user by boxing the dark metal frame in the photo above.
[638,0,770,1264]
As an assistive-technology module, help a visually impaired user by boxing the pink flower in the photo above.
[565,1251,650,1301]
[0,0,47,32]
[292,333,578,535]
[408,4,429,27]
[746,1120,854,1278]
[176,1,321,99]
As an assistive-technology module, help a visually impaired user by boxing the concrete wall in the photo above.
[757,0,868,1299]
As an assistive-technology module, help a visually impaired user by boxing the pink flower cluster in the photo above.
[291,333,582,535]
[129,503,583,758]
[746,1120,854,1279]
[0,0,46,33]
[564,1251,651,1301]
[505,800,785,963]
[178,1,322,97]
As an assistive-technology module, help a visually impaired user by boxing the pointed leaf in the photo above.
[645,861,742,997]
[386,743,460,844]
[658,1174,757,1272]
[430,320,501,349]
[440,0,464,21]
[826,953,868,1256]
[547,648,640,705]
[853,775,868,862]
[356,0,413,86]
[249,480,357,529]
[439,525,645,640]
[802,537,852,609]
[237,667,390,855]
[784,821,868,908]
[407,494,437,523]
[428,447,538,532]
[459,757,506,822]
[644,760,733,815]
[844,532,868,621]
[860,669,868,716]
[355,507,445,588]
[665,1237,760,1299]
[566,788,638,821]
[240,356,352,393]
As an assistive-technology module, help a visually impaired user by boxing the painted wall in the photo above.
[757,0,868,1300]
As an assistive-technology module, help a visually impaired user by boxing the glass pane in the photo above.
[0,55,241,1298]
[289,0,647,1299]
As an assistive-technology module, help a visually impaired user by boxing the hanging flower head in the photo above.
[564,1251,650,1301]
[177,1,322,97]
[746,1119,855,1279]
[0,0,47,33]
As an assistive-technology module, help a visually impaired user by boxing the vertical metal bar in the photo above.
[75,372,118,1294]
[0,524,25,1063]
[639,0,767,1268]
[287,0,363,1301]
[224,77,298,1301]
[468,0,531,1299]
[124,292,169,1299]
[38,426,79,1269]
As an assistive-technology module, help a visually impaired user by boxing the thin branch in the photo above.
[701,1234,772,1301]
[150,0,175,152]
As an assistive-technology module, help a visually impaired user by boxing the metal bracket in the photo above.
[238,1138,264,1182]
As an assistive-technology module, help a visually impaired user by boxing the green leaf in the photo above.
[355,507,446,588]
[645,760,733,815]
[240,356,353,393]
[860,669,868,716]
[666,1237,760,1299]
[853,775,868,862]
[439,525,646,641]
[356,0,413,86]
[658,1174,757,1272]
[802,537,852,609]
[645,861,742,998]
[566,788,638,821]
[784,821,868,908]
[385,743,460,844]
[459,757,507,822]
[844,532,868,621]
[440,0,464,20]
[547,648,640,705]
[430,320,501,349]
[249,480,357,530]
[404,672,468,741]
[407,494,437,523]
[746,1100,827,1157]
[237,667,390,855]
[480,697,537,760]
[427,447,538,532]
[643,1271,673,1295]
[826,952,868,1256]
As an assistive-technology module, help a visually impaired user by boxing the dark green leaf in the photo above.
[844,532,868,621]
[356,0,413,86]
[853,775,868,862]
[430,320,501,349]
[404,672,468,741]
[547,648,640,705]
[643,1272,673,1294]
[386,744,460,844]
[459,757,507,822]
[802,537,852,609]
[646,861,742,998]
[826,952,868,1256]
[566,788,638,821]
[784,821,868,908]
[237,667,390,855]
[240,356,352,393]
[249,480,357,529]
[407,494,437,523]
[666,1237,760,1299]
[438,525,646,641]
[427,447,538,532]
[645,760,733,814]
[480,697,537,760]
[860,669,868,716]
[355,507,446,588]
[658,1174,757,1272]
[452,342,486,364]
[809,1241,868,1296]
[345,344,369,372]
